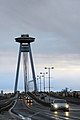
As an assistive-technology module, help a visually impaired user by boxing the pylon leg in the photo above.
[14,44,22,93]
[28,43,37,91]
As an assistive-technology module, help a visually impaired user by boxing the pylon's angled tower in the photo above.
[14,34,37,93]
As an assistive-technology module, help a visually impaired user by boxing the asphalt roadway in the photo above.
[11,94,80,120]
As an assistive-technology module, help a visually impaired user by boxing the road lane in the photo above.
[35,92,80,119]
[11,95,80,120]
[12,99,56,120]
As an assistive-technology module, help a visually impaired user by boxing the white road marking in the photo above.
[19,114,31,120]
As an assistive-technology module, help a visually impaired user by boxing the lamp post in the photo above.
[40,72,48,92]
[40,72,43,92]
[37,74,42,92]
[37,75,41,92]
[36,75,39,92]
[44,67,54,102]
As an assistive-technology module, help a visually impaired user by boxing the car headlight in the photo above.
[65,104,69,108]
[54,104,58,109]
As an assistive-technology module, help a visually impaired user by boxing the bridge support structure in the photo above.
[14,34,37,93]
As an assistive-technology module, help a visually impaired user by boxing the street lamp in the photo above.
[40,72,43,92]
[36,75,41,92]
[40,72,48,92]
[44,67,54,102]
[36,75,40,92]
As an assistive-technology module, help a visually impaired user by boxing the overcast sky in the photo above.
[0,0,80,92]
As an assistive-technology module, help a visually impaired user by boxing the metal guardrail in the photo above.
[28,92,80,105]
[27,92,50,107]
[0,93,18,112]
[0,99,14,112]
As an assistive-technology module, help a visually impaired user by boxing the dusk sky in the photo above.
[0,0,80,92]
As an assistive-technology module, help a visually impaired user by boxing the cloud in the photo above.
[0,0,80,91]
[0,0,80,55]
[0,52,17,73]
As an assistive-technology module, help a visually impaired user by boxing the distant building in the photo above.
[0,90,3,96]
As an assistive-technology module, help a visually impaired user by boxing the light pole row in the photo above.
[40,72,48,92]
[44,67,54,94]
[37,66,54,100]
[45,67,54,102]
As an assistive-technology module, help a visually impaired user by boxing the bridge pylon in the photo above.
[14,34,37,93]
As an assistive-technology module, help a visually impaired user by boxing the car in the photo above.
[25,97,33,103]
[50,99,69,111]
